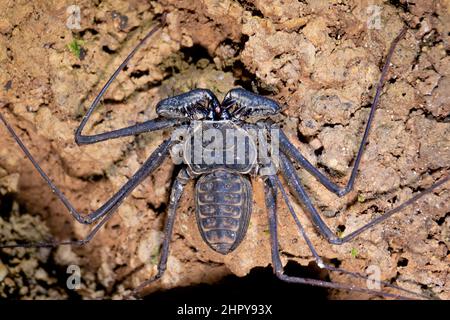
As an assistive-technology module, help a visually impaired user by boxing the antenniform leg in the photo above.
[75,118,179,145]
[279,27,407,197]
[75,17,168,145]
[0,111,172,249]
[278,151,449,245]
[0,16,175,248]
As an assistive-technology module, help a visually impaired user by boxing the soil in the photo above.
[0,0,449,300]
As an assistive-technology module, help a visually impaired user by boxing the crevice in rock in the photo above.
[180,44,214,65]
[144,260,329,302]
[236,1,264,18]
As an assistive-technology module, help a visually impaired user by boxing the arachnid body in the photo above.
[0,13,449,300]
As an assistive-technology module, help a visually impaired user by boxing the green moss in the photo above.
[67,39,85,59]
[351,247,358,258]
[150,247,160,265]
[357,194,366,203]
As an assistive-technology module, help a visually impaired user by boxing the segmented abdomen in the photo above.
[195,170,252,254]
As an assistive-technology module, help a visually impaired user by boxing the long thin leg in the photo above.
[75,118,179,145]
[279,151,450,245]
[130,168,190,298]
[0,111,172,226]
[271,175,429,299]
[264,176,416,299]
[278,26,407,197]
[0,208,114,248]
[75,15,167,145]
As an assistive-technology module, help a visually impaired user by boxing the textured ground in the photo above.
[0,0,449,299]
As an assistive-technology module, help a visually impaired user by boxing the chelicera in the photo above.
[0,15,448,299]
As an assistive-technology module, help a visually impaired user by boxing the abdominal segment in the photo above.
[195,170,252,254]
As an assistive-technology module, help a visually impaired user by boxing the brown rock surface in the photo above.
[0,0,449,299]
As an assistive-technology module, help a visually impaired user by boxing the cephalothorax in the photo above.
[0,15,448,300]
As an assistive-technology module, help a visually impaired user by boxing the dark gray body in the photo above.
[196,170,252,254]
[180,120,258,254]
